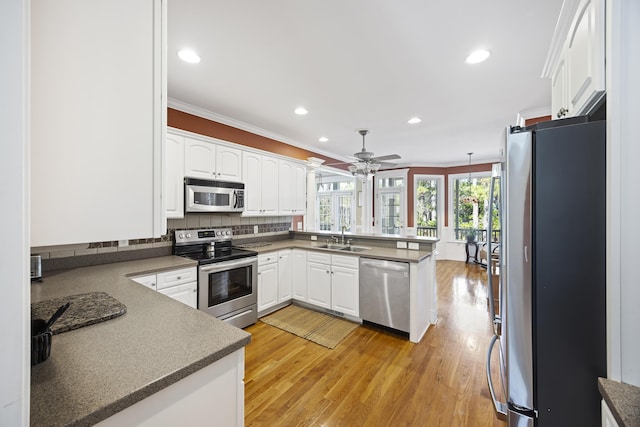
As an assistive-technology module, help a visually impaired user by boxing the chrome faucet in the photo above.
[341,225,346,245]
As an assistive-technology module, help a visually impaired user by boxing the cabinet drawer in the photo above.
[331,254,359,269]
[156,267,197,290]
[307,251,331,264]
[258,252,278,266]
[131,274,156,290]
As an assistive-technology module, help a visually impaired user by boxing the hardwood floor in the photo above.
[244,260,506,426]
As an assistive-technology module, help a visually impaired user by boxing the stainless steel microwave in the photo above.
[185,178,245,213]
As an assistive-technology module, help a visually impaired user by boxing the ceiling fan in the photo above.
[327,130,401,176]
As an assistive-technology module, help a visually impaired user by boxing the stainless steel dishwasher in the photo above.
[359,258,410,333]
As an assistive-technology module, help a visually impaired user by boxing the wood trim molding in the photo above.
[167,108,348,170]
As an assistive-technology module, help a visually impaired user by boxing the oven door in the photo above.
[198,256,257,319]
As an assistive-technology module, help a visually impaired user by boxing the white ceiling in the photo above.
[167,1,563,167]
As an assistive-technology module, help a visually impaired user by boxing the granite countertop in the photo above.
[599,377,640,427]
[30,256,251,426]
[238,239,433,263]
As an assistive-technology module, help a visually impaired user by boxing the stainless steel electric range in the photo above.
[173,228,258,329]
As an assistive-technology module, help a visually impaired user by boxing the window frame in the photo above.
[374,169,408,235]
[315,175,357,232]
[447,171,493,242]
[413,174,444,238]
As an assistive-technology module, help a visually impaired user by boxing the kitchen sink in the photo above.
[315,243,348,250]
[339,246,370,252]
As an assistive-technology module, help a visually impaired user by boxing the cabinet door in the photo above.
[158,282,197,309]
[242,152,263,215]
[185,137,216,179]
[278,250,292,303]
[567,0,605,115]
[292,250,307,301]
[551,50,569,120]
[261,156,279,215]
[292,163,307,214]
[258,262,278,312]
[30,0,165,246]
[216,145,242,182]
[278,160,294,214]
[331,266,359,317]
[165,132,184,218]
[307,262,331,309]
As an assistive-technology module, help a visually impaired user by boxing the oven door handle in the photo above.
[199,257,257,273]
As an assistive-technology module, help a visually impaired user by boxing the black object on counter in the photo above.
[31,302,70,366]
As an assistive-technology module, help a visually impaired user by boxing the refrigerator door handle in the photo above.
[524,245,528,263]
[486,334,508,416]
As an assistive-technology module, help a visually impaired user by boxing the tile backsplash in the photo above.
[31,214,293,260]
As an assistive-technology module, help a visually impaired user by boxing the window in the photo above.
[375,170,408,235]
[450,172,499,242]
[415,176,442,237]
[316,176,356,232]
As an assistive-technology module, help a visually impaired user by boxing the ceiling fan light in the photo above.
[369,163,381,172]
[348,165,358,174]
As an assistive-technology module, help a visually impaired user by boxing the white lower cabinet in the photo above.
[330,256,359,317]
[257,253,278,313]
[292,250,308,302]
[307,257,332,309]
[131,267,197,309]
[278,250,293,303]
[306,252,359,315]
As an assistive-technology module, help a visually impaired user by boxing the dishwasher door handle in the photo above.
[360,261,407,272]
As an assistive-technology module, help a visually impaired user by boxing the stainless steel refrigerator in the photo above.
[486,116,607,426]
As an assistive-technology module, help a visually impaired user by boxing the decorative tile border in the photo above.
[32,216,294,264]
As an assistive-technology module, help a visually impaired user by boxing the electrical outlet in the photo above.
[408,242,419,250]
[118,240,128,247]
[253,225,259,234]
[311,235,318,241]
[397,241,407,249]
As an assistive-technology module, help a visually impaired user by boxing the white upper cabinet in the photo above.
[243,152,278,216]
[566,0,605,115]
[216,145,243,182]
[184,137,242,182]
[278,160,307,215]
[545,0,605,119]
[30,0,166,246]
[165,132,184,219]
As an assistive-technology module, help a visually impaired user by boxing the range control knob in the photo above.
[225,230,231,236]
[178,234,184,239]
[185,233,191,238]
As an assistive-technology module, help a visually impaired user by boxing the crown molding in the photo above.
[541,0,580,78]
[167,98,353,163]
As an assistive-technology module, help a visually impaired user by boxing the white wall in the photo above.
[0,0,30,424]
[607,0,640,386]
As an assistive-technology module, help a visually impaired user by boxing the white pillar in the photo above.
[305,157,325,231]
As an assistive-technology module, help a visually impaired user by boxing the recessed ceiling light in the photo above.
[318,137,329,142]
[465,49,490,64]
[294,107,308,115]
[408,117,422,124]
[178,49,201,64]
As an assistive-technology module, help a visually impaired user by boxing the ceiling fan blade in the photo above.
[378,161,398,168]
[371,154,401,162]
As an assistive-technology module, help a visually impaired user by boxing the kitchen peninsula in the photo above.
[30,256,250,426]
[242,230,439,343]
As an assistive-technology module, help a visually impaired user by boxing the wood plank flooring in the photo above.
[244,260,506,426]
